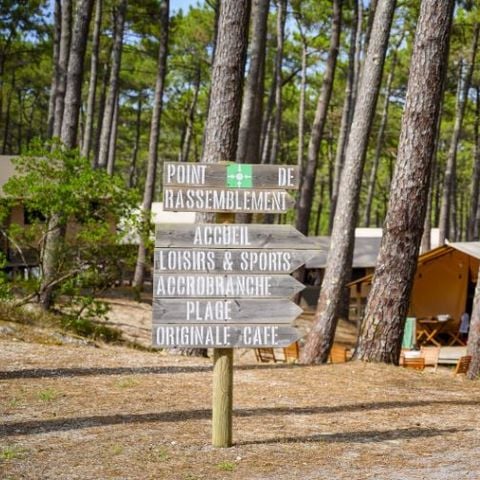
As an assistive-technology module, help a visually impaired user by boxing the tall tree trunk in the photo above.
[363,41,400,227]
[47,0,62,138]
[2,72,13,154]
[82,0,102,159]
[300,0,396,364]
[354,0,455,364]
[267,0,286,166]
[132,0,170,288]
[93,59,110,166]
[97,0,127,168]
[129,94,142,188]
[468,84,480,240]
[439,24,478,244]
[52,0,72,138]
[467,264,480,379]
[40,0,95,309]
[295,0,342,235]
[236,0,269,165]
[106,91,119,175]
[179,68,201,163]
[330,0,358,232]
[297,37,307,172]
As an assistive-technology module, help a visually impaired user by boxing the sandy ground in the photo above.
[1,305,480,480]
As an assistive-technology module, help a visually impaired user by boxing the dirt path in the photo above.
[1,338,480,479]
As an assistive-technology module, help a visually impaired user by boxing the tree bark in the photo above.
[300,0,396,364]
[267,0,286,166]
[52,0,72,138]
[363,39,400,227]
[468,84,480,240]
[467,265,480,379]
[354,0,455,364]
[295,0,342,235]
[106,91,119,175]
[330,0,358,232]
[438,24,478,244]
[97,0,127,168]
[129,94,142,188]
[40,0,94,309]
[82,0,102,159]
[236,0,269,165]
[179,67,201,163]
[47,0,62,138]
[132,0,170,288]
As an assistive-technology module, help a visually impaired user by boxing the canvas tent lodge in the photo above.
[349,243,480,346]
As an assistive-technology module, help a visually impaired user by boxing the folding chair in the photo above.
[403,357,425,370]
[329,344,348,363]
[420,346,440,372]
[454,355,472,375]
[254,348,277,363]
[283,341,300,363]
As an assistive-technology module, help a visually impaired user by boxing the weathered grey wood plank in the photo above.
[163,187,294,213]
[152,298,303,324]
[152,324,302,348]
[164,162,299,189]
[155,224,321,249]
[153,273,305,298]
[153,249,318,273]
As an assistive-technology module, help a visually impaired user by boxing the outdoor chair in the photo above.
[420,346,440,371]
[402,357,425,370]
[453,355,472,375]
[283,341,300,363]
[254,348,277,363]
[329,344,348,363]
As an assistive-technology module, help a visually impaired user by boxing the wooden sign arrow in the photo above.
[155,224,321,250]
[153,248,318,274]
[152,324,302,348]
[164,162,300,190]
[163,187,295,213]
[152,298,303,324]
[153,273,305,298]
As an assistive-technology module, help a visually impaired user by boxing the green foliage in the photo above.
[2,140,139,322]
[37,387,58,402]
[216,461,235,472]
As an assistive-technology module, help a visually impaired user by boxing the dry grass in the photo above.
[1,333,480,479]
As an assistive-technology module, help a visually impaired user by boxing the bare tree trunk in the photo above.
[106,91,119,175]
[300,0,396,364]
[129,94,142,188]
[297,38,307,171]
[40,0,94,309]
[93,59,110,166]
[82,0,102,159]
[267,0,286,166]
[363,40,400,227]
[236,0,269,165]
[439,24,478,244]
[468,85,480,240]
[354,0,454,364]
[467,264,480,379]
[97,0,127,168]
[132,0,169,288]
[295,0,342,235]
[47,0,61,138]
[179,68,201,163]
[329,0,357,232]
[52,0,72,138]
[2,72,13,154]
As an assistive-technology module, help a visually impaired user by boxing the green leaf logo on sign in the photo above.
[226,164,253,188]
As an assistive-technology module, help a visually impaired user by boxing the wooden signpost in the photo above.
[152,162,318,448]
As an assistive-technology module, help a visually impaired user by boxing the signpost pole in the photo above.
[212,347,233,447]
[212,211,234,448]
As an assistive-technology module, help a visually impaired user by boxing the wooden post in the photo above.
[212,347,233,447]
